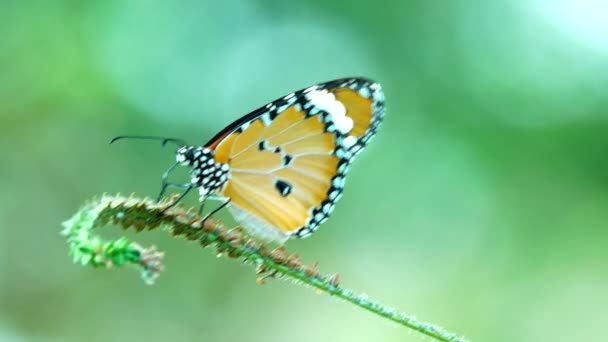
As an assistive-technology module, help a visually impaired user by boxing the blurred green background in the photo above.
[1,1,607,341]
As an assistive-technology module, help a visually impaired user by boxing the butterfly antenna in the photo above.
[110,135,188,148]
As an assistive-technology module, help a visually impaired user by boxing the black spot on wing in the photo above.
[275,179,292,197]
[283,154,293,166]
[258,140,270,151]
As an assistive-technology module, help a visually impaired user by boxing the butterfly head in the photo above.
[176,146,230,198]
[175,146,196,166]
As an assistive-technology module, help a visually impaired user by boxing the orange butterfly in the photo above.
[116,77,385,243]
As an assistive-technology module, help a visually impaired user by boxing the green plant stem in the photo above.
[62,195,469,342]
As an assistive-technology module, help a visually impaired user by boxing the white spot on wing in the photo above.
[304,85,318,93]
[314,212,324,221]
[359,87,371,98]
[261,112,272,126]
[342,136,357,148]
[277,104,289,113]
[371,83,384,102]
[305,90,345,116]
[336,148,345,159]
[332,176,344,188]
[305,89,353,134]
[333,115,353,134]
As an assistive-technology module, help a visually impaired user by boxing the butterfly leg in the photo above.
[159,184,194,214]
[157,161,180,201]
[198,201,205,216]
[157,181,191,202]
[201,198,230,226]
[198,194,226,216]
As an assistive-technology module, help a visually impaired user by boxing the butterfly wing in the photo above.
[207,77,385,241]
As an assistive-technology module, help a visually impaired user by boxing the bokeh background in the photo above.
[1,1,607,341]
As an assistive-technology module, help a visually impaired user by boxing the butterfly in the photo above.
[114,77,385,243]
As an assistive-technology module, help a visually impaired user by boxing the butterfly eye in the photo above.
[176,146,194,165]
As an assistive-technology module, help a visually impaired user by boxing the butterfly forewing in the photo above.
[205,77,384,241]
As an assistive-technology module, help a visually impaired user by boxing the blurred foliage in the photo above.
[1,1,607,341]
